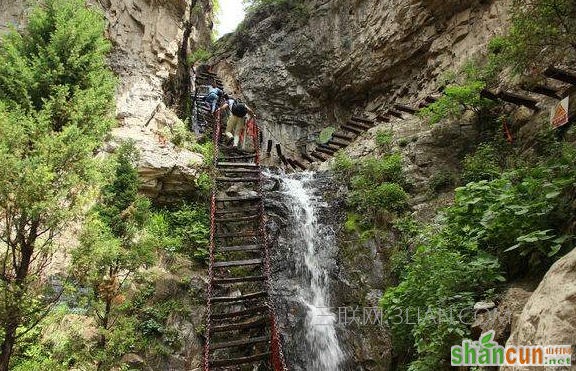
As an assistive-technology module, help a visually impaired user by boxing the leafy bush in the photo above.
[419,81,494,124]
[341,153,408,218]
[375,129,393,150]
[382,143,575,371]
[187,49,211,65]
[332,150,355,174]
[461,143,503,183]
[148,203,210,262]
[318,126,336,144]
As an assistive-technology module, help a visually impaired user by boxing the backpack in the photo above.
[231,100,248,117]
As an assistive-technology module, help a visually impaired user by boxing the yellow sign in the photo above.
[551,97,569,128]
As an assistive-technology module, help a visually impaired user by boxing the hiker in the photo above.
[204,83,223,113]
[216,98,256,148]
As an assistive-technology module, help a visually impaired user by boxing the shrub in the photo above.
[461,143,502,183]
[375,129,393,150]
[188,49,211,65]
[332,150,355,174]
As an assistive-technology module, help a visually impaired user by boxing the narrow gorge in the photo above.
[0,0,575,371]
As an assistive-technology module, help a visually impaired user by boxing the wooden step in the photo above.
[351,116,374,124]
[210,317,268,333]
[221,154,257,160]
[218,169,261,174]
[213,275,266,285]
[215,195,261,202]
[215,214,259,223]
[319,143,339,152]
[394,104,418,114]
[213,259,262,268]
[377,114,391,122]
[210,335,270,350]
[316,147,336,156]
[346,121,371,130]
[327,139,350,148]
[216,177,260,183]
[218,244,263,252]
[217,162,259,168]
[211,291,267,303]
[520,83,560,99]
[332,133,355,141]
[388,109,404,118]
[209,352,270,367]
[310,152,327,162]
[301,152,315,163]
[341,125,363,134]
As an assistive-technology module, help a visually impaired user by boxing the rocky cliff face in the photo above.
[213,0,509,160]
[1,0,215,204]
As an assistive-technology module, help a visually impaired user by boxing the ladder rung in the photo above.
[210,317,268,333]
[216,177,260,183]
[209,352,270,367]
[218,244,263,252]
[213,258,262,268]
[221,154,257,160]
[218,169,261,174]
[217,162,259,168]
[211,291,267,303]
[213,275,266,285]
[215,214,259,223]
[210,335,270,350]
[215,195,261,202]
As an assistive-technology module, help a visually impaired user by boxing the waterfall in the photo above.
[276,171,345,371]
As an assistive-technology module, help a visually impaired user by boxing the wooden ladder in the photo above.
[203,109,288,370]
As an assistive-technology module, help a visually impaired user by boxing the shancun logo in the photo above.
[451,331,572,367]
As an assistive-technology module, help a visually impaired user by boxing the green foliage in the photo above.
[148,203,210,262]
[382,142,575,370]
[419,81,494,124]
[243,0,311,21]
[0,0,116,366]
[461,143,503,183]
[187,49,211,66]
[332,150,355,174]
[318,126,336,144]
[375,129,393,150]
[503,0,576,73]
[339,153,408,220]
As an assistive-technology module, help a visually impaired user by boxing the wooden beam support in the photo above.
[341,125,363,134]
[266,139,273,154]
[346,120,371,130]
[292,159,307,170]
[544,66,576,85]
[520,83,561,99]
[351,116,374,124]
[301,152,315,163]
[275,144,288,166]
[376,114,391,122]
[209,353,270,367]
[316,146,335,156]
[498,91,539,110]
[332,132,354,141]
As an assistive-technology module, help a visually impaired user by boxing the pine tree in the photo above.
[0,0,116,369]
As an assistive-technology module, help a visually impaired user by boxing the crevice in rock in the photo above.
[163,0,199,121]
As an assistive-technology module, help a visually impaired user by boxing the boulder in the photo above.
[500,249,576,370]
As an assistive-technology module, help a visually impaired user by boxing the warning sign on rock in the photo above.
[550,97,569,128]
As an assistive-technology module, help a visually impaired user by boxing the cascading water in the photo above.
[275,171,345,371]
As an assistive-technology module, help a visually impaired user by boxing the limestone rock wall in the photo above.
[213,0,510,158]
